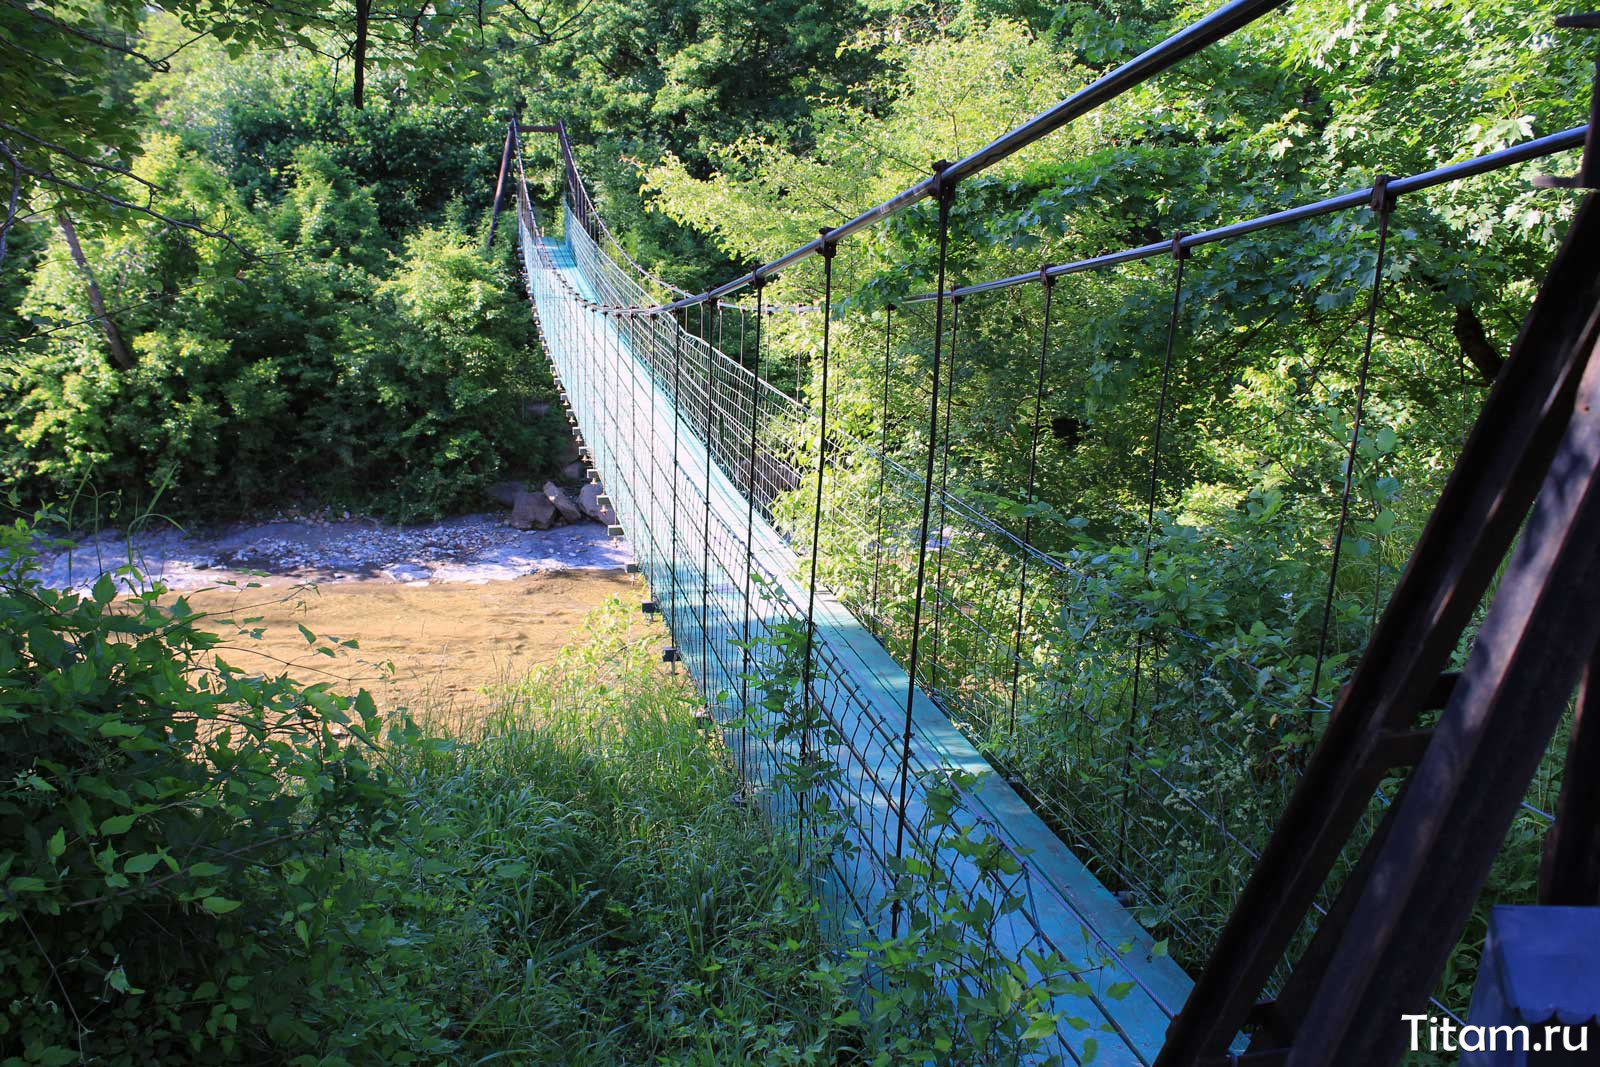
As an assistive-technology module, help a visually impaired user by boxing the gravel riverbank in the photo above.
[37,512,634,592]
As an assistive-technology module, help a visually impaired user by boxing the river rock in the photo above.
[543,481,582,524]
[578,482,615,525]
[485,479,523,508]
[560,460,587,483]
[510,489,558,530]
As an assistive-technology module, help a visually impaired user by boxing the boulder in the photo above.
[578,482,615,525]
[560,460,587,483]
[543,481,582,524]
[485,479,523,508]
[510,489,558,530]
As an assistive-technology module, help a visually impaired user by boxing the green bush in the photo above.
[3,85,559,524]
[0,516,429,1064]
[372,224,555,518]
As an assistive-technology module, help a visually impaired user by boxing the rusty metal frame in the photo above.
[1541,644,1600,905]
[1157,192,1600,1066]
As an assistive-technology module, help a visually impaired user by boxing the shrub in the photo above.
[0,516,437,1064]
[2,158,559,521]
[373,224,558,519]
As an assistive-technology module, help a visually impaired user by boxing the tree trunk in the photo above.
[1453,303,1505,384]
[353,0,371,110]
[55,208,133,370]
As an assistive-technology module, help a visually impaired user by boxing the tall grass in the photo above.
[372,597,852,1065]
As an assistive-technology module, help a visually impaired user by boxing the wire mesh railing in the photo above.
[513,154,1192,1062]
[575,156,1574,1029]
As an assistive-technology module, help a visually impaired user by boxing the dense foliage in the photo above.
[2,26,560,521]
[2,520,1116,1064]
[0,518,406,1061]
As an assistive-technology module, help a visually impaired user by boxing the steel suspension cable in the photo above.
[726,301,744,775]
[669,310,684,661]
[740,281,767,784]
[872,304,895,634]
[1121,235,1190,865]
[894,163,957,937]
[800,231,838,861]
[901,128,1581,307]
[627,310,641,570]
[1008,274,1056,733]
[635,0,1291,315]
[1308,177,1396,725]
[700,301,713,696]
[928,294,963,694]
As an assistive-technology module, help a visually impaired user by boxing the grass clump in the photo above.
[379,598,849,1064]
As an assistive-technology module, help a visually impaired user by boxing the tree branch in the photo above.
[56,207,135,370]
[20,163,255,259]
[3,0,171,71]
[13,908,87,1059]
[0,120,161,194]
[0,139,20,271]
[65,827,322,910]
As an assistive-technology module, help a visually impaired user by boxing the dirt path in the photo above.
[180,570,644,721]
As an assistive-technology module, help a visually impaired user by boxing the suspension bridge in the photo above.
[488,2,1600,1062]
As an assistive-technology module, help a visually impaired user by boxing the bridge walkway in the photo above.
[519,217,1192,1065]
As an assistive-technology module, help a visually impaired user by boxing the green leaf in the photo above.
[201,896,242,915]
[47,827,66,859]
[30,1046,77,1067]
[297,623,316,645]
[124,853,161,875]
[1022,1014,1059,1041]
[107,964,144,995]
[100,814,137,835]
[92,573,116,605]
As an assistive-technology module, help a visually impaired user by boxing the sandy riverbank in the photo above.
[174,570,646,720]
